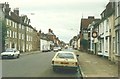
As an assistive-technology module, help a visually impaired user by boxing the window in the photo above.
[116,31,119,54]
[7,20,11,26]
[31,36,32,41]
[29,36,31,41]
[7,30,9,37]
[22,34,24,40]
[19,33,21,39]
[27,35,28,41]
[6,19,9,25]
[106,19,109,32]
[13,31,14,38]
[26,27,28,31]
[57,53,74,59]
[15,32,17,38]
[13,21,14,27]
[19,24,21,29]
[11,21,13,27]
[22,25,24,29]
[116,2,119,17]
[26,44,28,50]
[102,13,104,18]
[113,37,115,53]
[14,23,17,28]
[106,38,108,51]
[10,30,12,37]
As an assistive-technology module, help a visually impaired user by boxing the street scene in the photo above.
[0,0,120,79]
[0,48,118,79]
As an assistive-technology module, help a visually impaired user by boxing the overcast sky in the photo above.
[0,0,109,43]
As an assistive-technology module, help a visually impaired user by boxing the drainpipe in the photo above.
[118,28,120,56]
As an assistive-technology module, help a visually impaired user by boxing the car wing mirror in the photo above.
[76,54,79,57]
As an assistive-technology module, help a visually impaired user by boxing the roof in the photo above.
[80,16,100,30]
[81,19,94,29]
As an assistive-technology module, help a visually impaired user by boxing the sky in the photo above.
[0,0,109,43]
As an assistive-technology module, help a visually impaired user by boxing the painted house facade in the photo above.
[114,1,120,63]
[0,2,40,53]
[88,20,100,54]
[40,33,51,52]
[80,16,100,51]
[98,2,115,59]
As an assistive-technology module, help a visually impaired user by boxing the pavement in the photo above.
[75,50,119,78]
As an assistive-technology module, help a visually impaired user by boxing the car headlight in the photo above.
[10,54,14,56]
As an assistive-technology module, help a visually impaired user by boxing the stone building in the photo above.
[0,2,40,53]
[114,1,120,63]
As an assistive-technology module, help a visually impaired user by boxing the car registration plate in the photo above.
[61,62,69,64]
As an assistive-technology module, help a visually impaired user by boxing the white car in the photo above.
[51,51,79,72]
[58,47,62,51]
[1,48,20,59]
[53,47,59,52]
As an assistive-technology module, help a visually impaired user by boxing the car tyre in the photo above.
[53,67,57,72]
[17,54,20,58]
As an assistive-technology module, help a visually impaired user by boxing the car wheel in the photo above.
[17,54,20,58]
[12,54,15,59]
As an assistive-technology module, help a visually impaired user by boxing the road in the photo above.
[1,50,82,78]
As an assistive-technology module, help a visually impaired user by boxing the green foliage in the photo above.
[2,19,7,51]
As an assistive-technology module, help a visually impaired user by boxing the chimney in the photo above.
[4,2,11,14]
[88,16,94,19]
[49,29,51,32]
[14,8,19,15]
[39,30,41,33]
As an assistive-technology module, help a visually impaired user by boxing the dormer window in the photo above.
[9,11,11,16]
[2,7,5,12]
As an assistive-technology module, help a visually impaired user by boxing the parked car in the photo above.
[51,51,79,72]
[58,47,62,51]
[53,47,59,52]
[1,48,20,59]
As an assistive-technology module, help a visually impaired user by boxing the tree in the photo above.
[2,19,7,52]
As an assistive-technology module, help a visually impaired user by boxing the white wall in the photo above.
[40,39,51,51]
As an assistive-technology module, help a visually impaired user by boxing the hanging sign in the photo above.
[92,31,98,38]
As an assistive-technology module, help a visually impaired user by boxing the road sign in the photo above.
[92,31,97,38]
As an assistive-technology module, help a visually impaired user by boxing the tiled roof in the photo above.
[81,19,94,29]
[80,16,100,30]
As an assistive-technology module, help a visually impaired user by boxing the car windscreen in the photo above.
[5,49,14,52]
[57,53,74,59]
